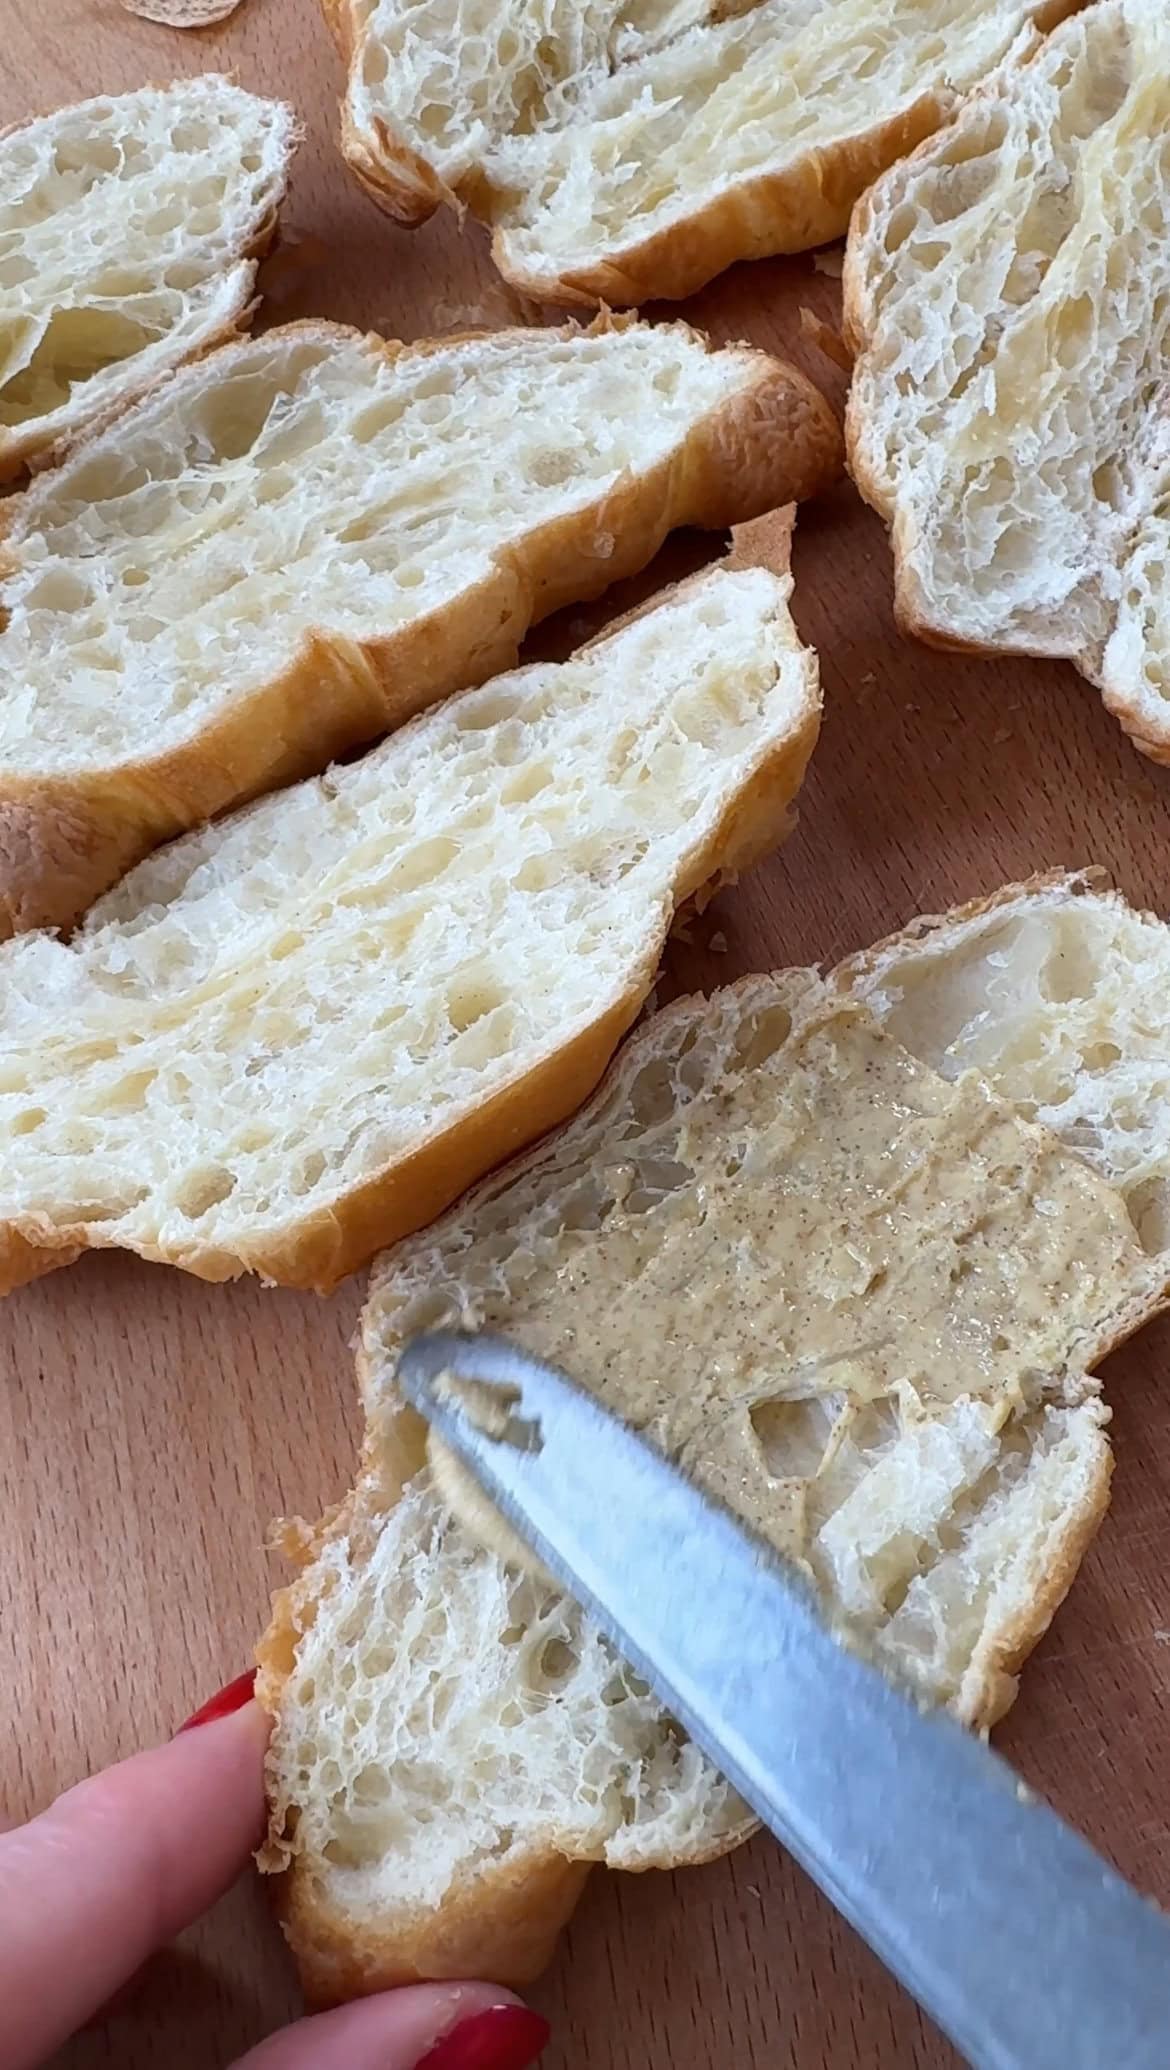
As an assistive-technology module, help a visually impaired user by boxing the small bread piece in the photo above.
[0,78,293,478]
[327,0,1079,307]
[259,871,1170,2002]
[845,0,1170,758]
[122,0,245,19]
[0,317,839,936]
[0,524,818,1295]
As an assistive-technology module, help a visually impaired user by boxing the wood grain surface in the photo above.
[4,4,1170,2066]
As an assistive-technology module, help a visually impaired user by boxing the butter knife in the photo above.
[397,1329,1170,2070]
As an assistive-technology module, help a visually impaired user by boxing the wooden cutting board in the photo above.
[4,4,1170,2065]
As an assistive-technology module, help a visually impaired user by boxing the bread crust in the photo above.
[325,0,1084,307]
[0,515,820,1295]
[0,316,839,938]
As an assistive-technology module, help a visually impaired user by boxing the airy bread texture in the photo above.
[845,0,1170,758]
[0,522,818,1296]
[0,317,838,935]
[326,0,1079,306]
[0,77,294,478]
[259,870,1170,2002]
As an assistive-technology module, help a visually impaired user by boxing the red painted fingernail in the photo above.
[416,2005,551,2070]
[177,1668,257,1732]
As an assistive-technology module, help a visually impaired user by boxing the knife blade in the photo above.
[397,1329,1170,2070]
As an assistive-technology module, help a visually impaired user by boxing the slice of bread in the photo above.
[0,77,294,478]
[327,0,1079,307]
[258,870,1170,2001]
[845,0,1170,758]
[0,317,839,936]
[0,517,818,1296]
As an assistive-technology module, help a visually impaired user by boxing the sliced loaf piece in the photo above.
[845,0,1170,758]
[0,317,838,935]
[0,519,818,1295]
[0,77,294,477]
[258,871,1170,2001]
[327,0,1080,307]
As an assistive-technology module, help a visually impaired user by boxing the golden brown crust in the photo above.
[0,1226,81,1297]
[574,505,795,654]
[0,317,838,939]
[280,1835,591,2003]
[342,88,947,303]
[325,0,1085,307]
[491,99,949,311]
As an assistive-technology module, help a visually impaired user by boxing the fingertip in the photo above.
[234,1983,550,2070]
[177,1668,260,1734]
[0,1689,271,2067]
[416,2001,551,2069]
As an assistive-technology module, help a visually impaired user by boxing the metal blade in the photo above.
[398,1330,1170,2070]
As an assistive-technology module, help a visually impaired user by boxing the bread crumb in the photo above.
[121,0,245,19]
[708,930,728,954]
[812,246,845,278]
[431,286,544,332]
[799,305,851,371]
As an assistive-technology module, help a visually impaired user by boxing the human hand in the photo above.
[0,1672,551,2070]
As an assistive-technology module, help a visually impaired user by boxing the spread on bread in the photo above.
[8,12,1169,2033]
[259,875,1170,1998]
[425,985,1153,1602]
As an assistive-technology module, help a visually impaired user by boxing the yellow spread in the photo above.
[425,995,1152,1581]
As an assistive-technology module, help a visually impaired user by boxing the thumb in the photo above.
[233,1985,551,2070]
